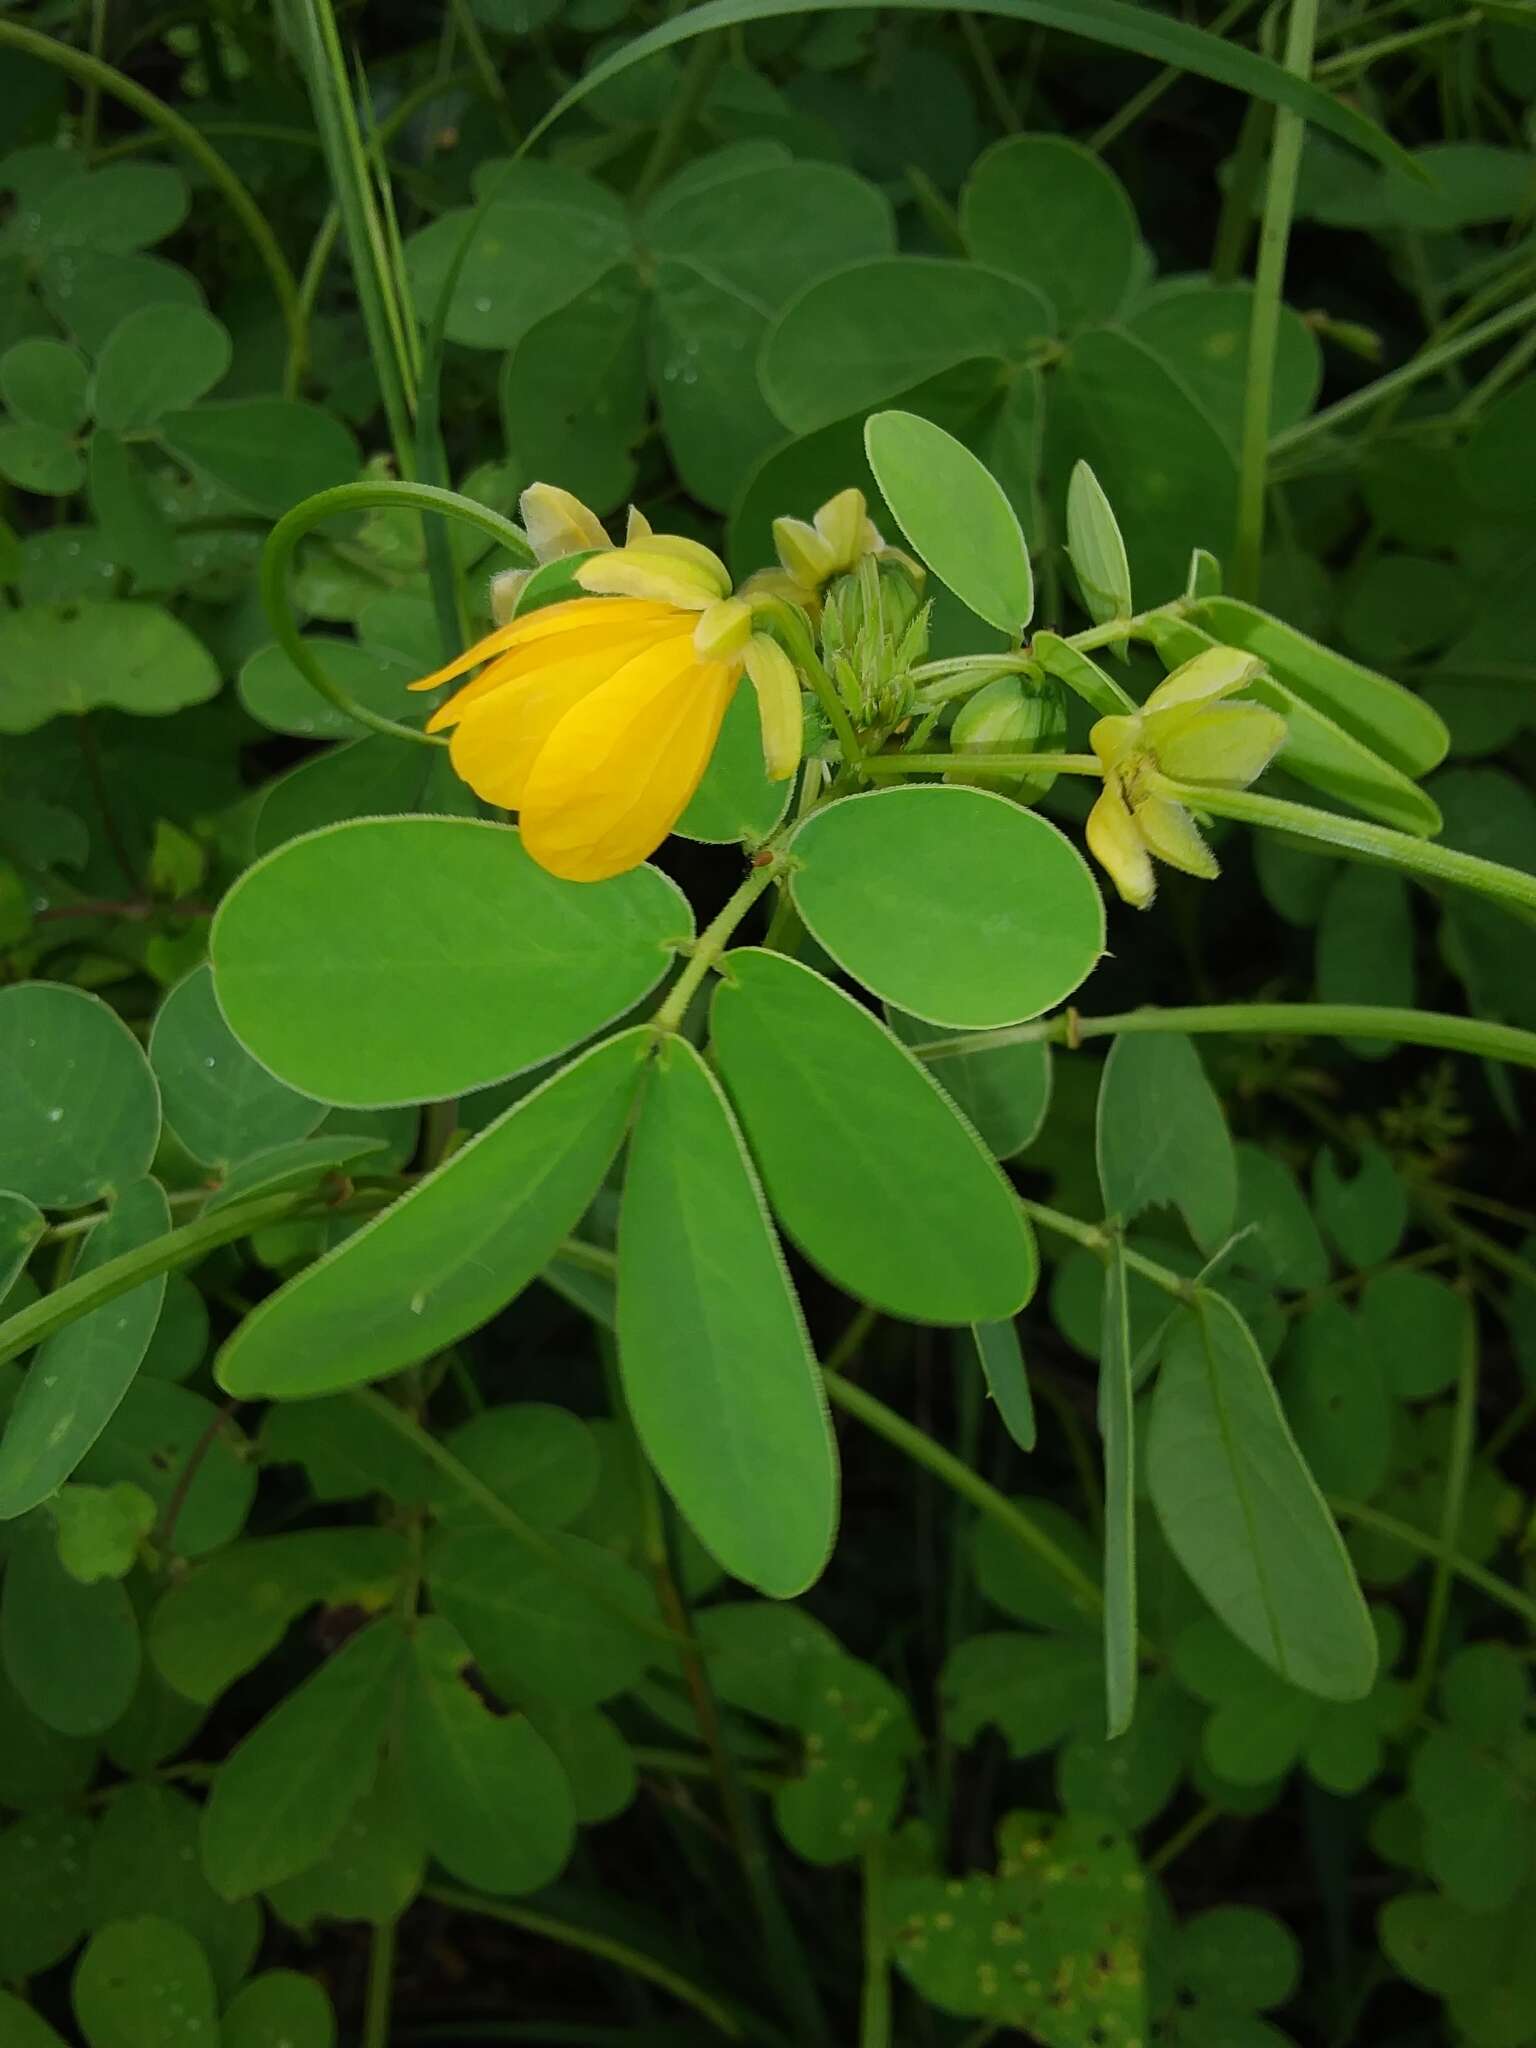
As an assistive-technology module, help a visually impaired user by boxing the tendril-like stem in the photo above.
[259,481,535,746]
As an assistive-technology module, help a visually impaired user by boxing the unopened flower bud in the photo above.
[773,515,839,589]
[743,634,804,781]
[519,482,611,564]
[946,674,1067,803]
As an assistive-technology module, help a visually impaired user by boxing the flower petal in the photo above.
[406,596,678,696]
[520,641,739,881]
[426,609,682,733]
[1134,794,1219,879]
[446,621,695,806]
[1086,785,1155,909]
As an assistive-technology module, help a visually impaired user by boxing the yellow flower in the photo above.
[1084,645,1287,910]
[410,504,802,883]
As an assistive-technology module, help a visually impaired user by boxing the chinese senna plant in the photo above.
[4,1,1536,2044]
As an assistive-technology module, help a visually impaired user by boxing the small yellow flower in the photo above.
[1084,645,1286,909]
[411,496,802,883]
[742,486,921,612]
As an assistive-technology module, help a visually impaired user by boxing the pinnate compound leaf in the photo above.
[1147,1293,1377,1701]
[617,1035,837,1596]
[217,1031,649,1398]
[789,786,1104,1030]
[200,1618,409,1900]
[711,949,1036,1323]
[212,820,688,1107]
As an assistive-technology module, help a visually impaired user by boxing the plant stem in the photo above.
[1407,1297,1477,1721]
[348,1388,686,1651]
[1147,1801,1222,1875]
[1089,0,1260,152]
[1328,1499,1536,1632]
[1314,7,1482,81]
[821,1366,1110,1629]
[0,1190,316,1370]
[633,32,724,208]
[363,1915,397,2048]
[862,751,1102,779]
[960,13,1019,131]
[859,1839,892,2048]
[1016,1199,1193,1305]
[1152,774,1536,919]
[1271,288,1536,457]
[0,19,301,359]
[422,1885,757,2042]
[260,480,533,744]
[1233,0,1319,597]
[910,1001,1536,1073]
[651,861,783,1034]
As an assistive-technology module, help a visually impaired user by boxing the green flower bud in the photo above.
[946,674,1068,804]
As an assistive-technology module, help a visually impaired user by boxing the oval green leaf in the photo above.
[217,1031,648,1399]
[0,1178,169,1519]
[789,785,1105,1029]
[211,819,690,1107]
[1,1513,141,1736]
[675,677,792,845]
[73,1916,217,2048]
[223,1972,336,2048]
[151,964,325,1169]
[1147,1292,1377,1702]
[91,303,231,432]
[0,983,161,1207]
[617,1036,838,1596]
[865,409,1033,634]
[712,949,1036,1323]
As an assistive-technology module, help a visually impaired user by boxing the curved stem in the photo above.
[1152,773,1536,919]
[821,1365,1113,1632]
[260,481,534,744]
[0,1189,317,1373]
[0,19,301,357]
[421,1884,757,2042]
[1329,1497,1536,1633]
[347,1388,686,1652]
[911,1001,1536,1073]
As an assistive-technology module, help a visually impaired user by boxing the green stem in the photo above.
[348,1389,686,1652]
[911,1001,1536,1073]
[363,1915,397,2048]
[1271,288,1536,457]
[1233,0,1319,597]
[632,32,724,208]
[422,1885,756,2042]
[0,1190,315,1372]
[1314,7,1483,81]
[1016,1198,1193,1305]
[1152,774,1536,919]
[821,1366,1109,1629]
[1088,0,1259,152]
[260,481,534,744]
[0,19,301,359]
[960,13,1019,132]
[1147,1801,1222,1875]
[1328,1498,1536,1632]
[448,0,523,142]
[859,1840,892,2048]
[1407,1297,1477,1720]
[650,861,783,1034]
[863,751,1101,779]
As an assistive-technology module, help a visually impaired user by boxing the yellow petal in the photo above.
[425,608,682,732]
[520,642,738,881]
[519,482,611,563]
[773,515,838,587]
[743,633,803,781]
[1144,645,1264,713]
[1144,701,1287,788]
[576,543,728,610]
[693,597,752,660]
[1086,785,1155,909]
[1133,794,1219,879]
[444,618,696,803]
[1089,712,1143,776]
[812,487,869,571]
[407,596,677,695]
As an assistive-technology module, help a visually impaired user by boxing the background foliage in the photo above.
[1,1,1535,2045]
